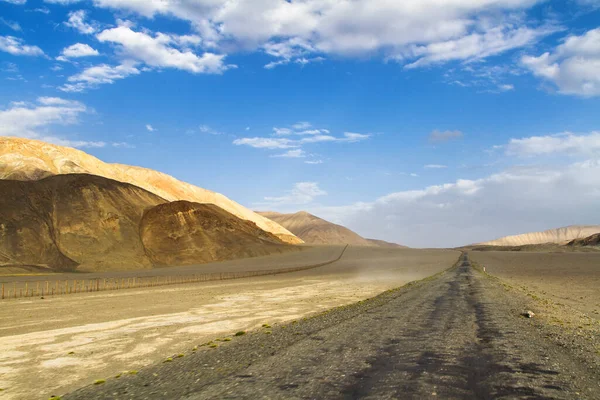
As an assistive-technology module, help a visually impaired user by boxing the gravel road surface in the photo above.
[65,254,600,400]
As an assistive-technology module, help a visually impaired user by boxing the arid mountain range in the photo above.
[475,225,600,246]
[0,174,293,273]
[257,211,404,247]
[0,137,301,245]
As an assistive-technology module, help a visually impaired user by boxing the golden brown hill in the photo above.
[0,137,301,244]
[566,233,600,247]
[0,174,293,273]
[257,211,375,246]
[141,201,294,266]
[365,239,408,248]
[475,225,600,246]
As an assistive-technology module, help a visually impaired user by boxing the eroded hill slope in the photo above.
[476,225,600,246]
[258,211,376,246]
[0,137,301,244]
[0,174,293,273]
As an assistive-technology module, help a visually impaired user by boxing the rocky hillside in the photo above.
[0,137,301,244]
[258,211,387,246]
[0,174,294,273]
[141,201,292,266]
[476,225,600,246]
[566,233,600,247]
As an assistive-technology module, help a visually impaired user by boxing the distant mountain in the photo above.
[0,137,301,244]
[365,239,407,248]
[476,225,600,246]
[257,211,401,247]
[566,233,600,247]
[0,174,293,273]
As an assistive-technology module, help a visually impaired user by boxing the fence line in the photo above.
[1,245,348,301]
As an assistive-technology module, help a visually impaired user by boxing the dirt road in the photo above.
[0,247,457,399]
[65,254,600,399]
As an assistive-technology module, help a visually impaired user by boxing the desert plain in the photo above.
[0,246,458,400]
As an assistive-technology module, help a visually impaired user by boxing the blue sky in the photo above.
[1,0,600,246]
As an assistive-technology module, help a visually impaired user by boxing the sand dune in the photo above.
[0,174,293,273]
[476,225,600,246]
[0,137,301,244]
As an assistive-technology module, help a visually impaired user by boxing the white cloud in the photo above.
[145,124,155,132]
[57,43,100,61]
[0,18,22,31]
[198,125,223,135]
[0,97,104,148]
[506,131,600,157]
[64,10,96,35]
[424,164,448,169]
[292,121,312,130]
[32,7,50,14]
[96,25,232,74]
[233,137,297,149]
[235,123,371,155]
[45,0,82,4]
[60,62,140,92]
[91,0,548,68]
[402,24,556,68]
[522,28,600,97]
[0,36,44,56]
[1,0,26,4]
[271,149,306,158]
[498,83,515,91]
[273,123,330,136]
[305,160,323,164]
[273,127,293,136]
[261,182,327,207]
[313,160,600,248]
[429,129,464,143]
[343,132,371,142]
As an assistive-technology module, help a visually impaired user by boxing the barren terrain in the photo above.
[0,246,457,400]
[65,254,600,399]
[470,251,600,318]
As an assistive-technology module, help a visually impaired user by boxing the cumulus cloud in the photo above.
[1,0,26,4]
[90,0,550,69]
[59,62,140,92]
[428,129,464,143]
[260,182,327,207]
[402,24,556,69]
[96,25,232,74]
[0,97,103,148]
[313,160,600,248]
[64,10,96,34]
[145,124,155,132]
[506,131,600,156]
[522,27,600,97]
[57,43,99,61]
[0,36,44,56]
